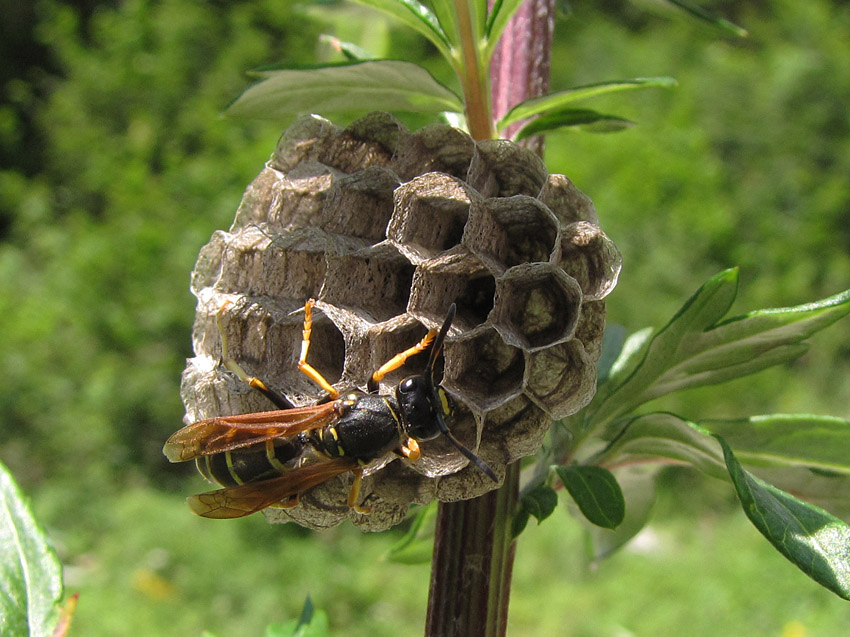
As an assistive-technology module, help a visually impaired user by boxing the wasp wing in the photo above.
[186,457,357,519]
[163,402,339,462]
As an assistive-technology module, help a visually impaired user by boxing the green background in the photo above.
[1,0,848,634]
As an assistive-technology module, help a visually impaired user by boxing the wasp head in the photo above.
[397,304,498,483]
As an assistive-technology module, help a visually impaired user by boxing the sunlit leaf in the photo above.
[599,412,729,479]
[498,77,676,129]
[703,415,850,474]
[716,435,850,599]
[348,0,453,60]
[588,269,850,430]
[512,108,635,140]
[557,465,625,529]
[227,60,463,120]
[0,460,63,637]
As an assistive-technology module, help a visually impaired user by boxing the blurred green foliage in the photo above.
[1,0,848,634]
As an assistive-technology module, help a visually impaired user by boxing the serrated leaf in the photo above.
[512,108,635,140]
[497,77,676,129]
[557,465,625,529]
[716,435,850,599]
[227,60,463,120]
[589,269,850,429]
[662,0,748,37]
[0,460,63,637]
[349,0,453,60]
[483,0,525,59]
[385,503,436,564]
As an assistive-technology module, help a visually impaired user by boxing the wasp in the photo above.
[163,299,497,518]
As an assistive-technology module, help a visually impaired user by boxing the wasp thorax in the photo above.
[181,112,621,531]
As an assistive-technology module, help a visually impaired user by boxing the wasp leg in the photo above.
[348,467,370,514]
[366,329,437,392]
[269,494,300,509]
[297,299,340,399]
[217,301,294,409]
[395,437,421,461]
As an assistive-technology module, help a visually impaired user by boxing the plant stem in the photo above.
[425,3,554,635]
[425,462,519,637]
[452,0,494,141]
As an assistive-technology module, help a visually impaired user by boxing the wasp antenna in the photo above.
[425,303,456,379]
[441,428,499,483]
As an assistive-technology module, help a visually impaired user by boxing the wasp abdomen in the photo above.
[197,437,305,487]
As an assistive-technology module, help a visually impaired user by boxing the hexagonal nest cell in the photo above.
[178,112,621,531]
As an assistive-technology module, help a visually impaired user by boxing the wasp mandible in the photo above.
[163,299,497,518]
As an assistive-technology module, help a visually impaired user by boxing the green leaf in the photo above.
[716,435,850,599]
[385,503,436,564]
[428,0,459,45]
[586,466,658,561]
[348,0,453,61]
[557,465,625,529]
[599,412,729,479]
[600,413,850,523]
[264,596,330,637]
[662,0,748,37]
[589,269,850,429]
[702,415,850,474]
[513,108,635,140]
[227,60,463,120]
[497,77,676,129]
[514,483,559,537]
[511,508,531,538]
[0,460,63,637]
[483,0,525,60]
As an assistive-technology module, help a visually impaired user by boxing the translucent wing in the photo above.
[163,402,339,462]
[186,457,357,519]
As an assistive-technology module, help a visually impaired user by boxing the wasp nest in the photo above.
[181,112,621,531]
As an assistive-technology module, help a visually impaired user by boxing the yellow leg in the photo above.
[217,301,292,409]
[297,299,340,399]
[369,329,437,388]
[399,437,421,461]
[348,468,370,514]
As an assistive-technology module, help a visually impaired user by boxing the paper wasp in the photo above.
[163,299,498,518]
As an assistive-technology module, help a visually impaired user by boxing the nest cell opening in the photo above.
[467,139,549,198]
[388,173,473,264]
[464,197,560,273]
[443,329,525,413]
[323,245,416,323]
[409,251,496,332]
[555,222,622,301]
[316,166,400,242]
[493,264,583,351]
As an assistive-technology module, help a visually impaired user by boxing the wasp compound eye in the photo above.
[180,112,621,531]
